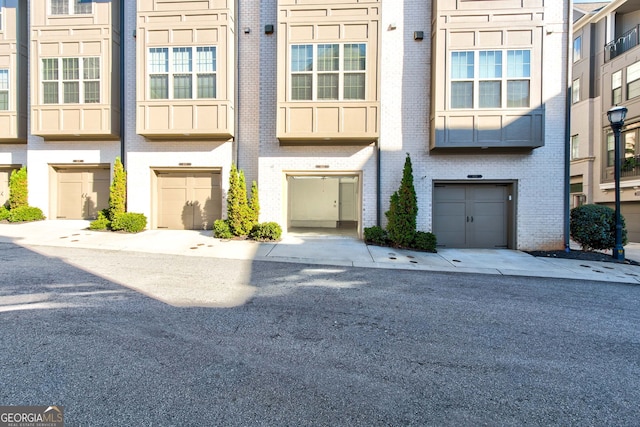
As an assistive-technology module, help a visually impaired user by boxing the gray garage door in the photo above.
[604,202,640,243]
[157,171,221,230]
[433,183,511,248]
[56,167,110,219]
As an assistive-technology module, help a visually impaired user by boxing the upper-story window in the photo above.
[42,57,100,104]
[573,36,582,63]
[0,69,8,110]
[627,61,640,100]
[148,46,217,100]
[612,70,622,105]
[0,0,4,31]
[571,135,579,160]
[51,0,92,15]
[290,43,366,101]
[572,78,580,104]
[450,49,531,109]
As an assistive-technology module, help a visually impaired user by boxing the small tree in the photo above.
[570,204,628,252]
[227,164,253,236]
[385,153,418,247]
[109,157,126,220]
[248,180,260,226]
[9,167,28,210]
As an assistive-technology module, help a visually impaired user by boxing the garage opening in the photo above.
[433,182,515,249]
[54,166,110,219]
[155,170,222,230]
[287,175,360,237]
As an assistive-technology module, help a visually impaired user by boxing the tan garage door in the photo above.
[0,167,16,207]
[434,183,511,248]
[157,171,221,230]
[56,168,110,219]
[604,202,640,243]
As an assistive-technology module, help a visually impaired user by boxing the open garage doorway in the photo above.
[287,174,360,237]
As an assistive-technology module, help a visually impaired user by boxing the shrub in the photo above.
[364,226,388,245]
[412,231,437,252]
[227,165,253,236]
[386,153,418,247]
[89,209,111,230]
[9,167,28,210]
[570,204,628,251]
[110,212,147,233]
[213,219,233,239]
[109,157,126,220]
[0,206,10,221]
[249,222,282,241]
[248,180,260,226]
[8,206,45,222]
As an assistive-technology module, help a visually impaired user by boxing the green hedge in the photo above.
[89,209,111,230]
[110,212,147,233]
[7,206,45,222]
[213,219,233,239]
[570,204,627,251]
[364,226,388,245]
[249,222,282,241]
[0,206,10,221]
[412,231,437,252]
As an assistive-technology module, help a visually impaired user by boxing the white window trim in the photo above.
[147,46,217,100]
[572,78,580,104]
[41,57,100,104]
[289,43,367,102]
[0,68,9,111]
[449,49,532,110]
[50,0,92,16]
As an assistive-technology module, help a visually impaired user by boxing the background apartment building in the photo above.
[0,0,568,250]
[572,0,640,242]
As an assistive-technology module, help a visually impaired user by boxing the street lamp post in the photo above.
[607,105,628,261]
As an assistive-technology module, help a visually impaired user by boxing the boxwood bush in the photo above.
[213,219,233,239]
[249,222,282,241]
[89,209,111,230]
[0,206,10,221]
[570,204,627,251]
[412,231,437,252]
[364,226,388,245]
[8,206,45,222]
[110,212,147,233]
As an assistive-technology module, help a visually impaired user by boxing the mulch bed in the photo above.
[526,249,640,266]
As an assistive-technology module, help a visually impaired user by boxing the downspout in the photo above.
[377,141,381,226]
[120,0,125,167]
[234,0,240,168]
[564,0,572,252]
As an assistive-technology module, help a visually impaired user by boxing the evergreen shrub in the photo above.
[110,212,147,233]
[9,167,28,210]
[570,204,627,251]
[0,206,10,221]
[249,222,282,241]
[412,231,437,252]
[89,209,111,230]
[364,226,388,245]
[385,154,418,247]
[8,206,45,222]
[213,219,233,239]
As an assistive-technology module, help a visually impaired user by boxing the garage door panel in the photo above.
[58,181,83,219]
[157,172,221,230]
[0,169,12,207]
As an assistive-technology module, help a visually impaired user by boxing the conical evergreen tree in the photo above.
[249,180,260,226]
[109,157,126,220]
[385,153,418,247]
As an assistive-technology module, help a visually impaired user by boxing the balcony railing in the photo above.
[605,26,639,62]
[604,155,640,182]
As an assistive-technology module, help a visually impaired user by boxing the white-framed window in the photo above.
[148,46,216,100]
[573,36,582,63]
[0,0,4,31]
[450,49,531,109]
[0,69,8,110]
[571,134,579,160]
[41,57,100,104]
[51,0,92,15]
[627,61,640,100]
[612,70,622,105]
[572,78,580,104]
[290,43,366,101]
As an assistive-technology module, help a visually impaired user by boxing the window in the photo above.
[612,70,622,105]
[450,49,531,109]
[290,43,366,101]
[51,0,92,15]
[0,69,8,110]
[607,127,640,168]
[573,36,582,63]
[571,135,579,160]
[148,46,216,100]
[572,78,580,104]
[627,61,640,100]
[0,0,4,31]
[42,57,100,104]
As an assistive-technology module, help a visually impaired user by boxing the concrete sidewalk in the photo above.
[1,220,640,285]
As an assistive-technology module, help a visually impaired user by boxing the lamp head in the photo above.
[608,105,628,126]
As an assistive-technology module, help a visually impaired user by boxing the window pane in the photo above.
[479,51,502,78]
[317,73,338,100]
[150,75,168,99]
[63,81,79,103]
[507,50,531,78]
[451,51,474,79]
[479,81,501,108]
[173,47,192,73]
[625,131,636,159]
[196,47,216,72]
[613,87,622,105]
[291,74,312,100]
[0,92,8,110]
[628,61,640,82]
[628,79,640,99]
[197,74,216,98]
[572,78,580,103]
[291,45,313,72]
[573,37,581,62]
[51,0,68,14]
[317,44,339,72]
[42,59,58,81]
[344,73,365,100]
[571,135,579,160]
[75,0,92,14]
[83,57,100,80]
[607,133,615,167]
[43,82,58,104]
[612,70,622,89]
[173,74,192,99]
[62,58,79,80]
[451,81,473,108]
[344,44,366,71]
[84,81,100,103]
[149,48,168,73]
[0,70,8,90]
[507,80,529,107]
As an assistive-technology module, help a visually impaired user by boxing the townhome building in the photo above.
[0,0,568,251]
[572,0,640,242]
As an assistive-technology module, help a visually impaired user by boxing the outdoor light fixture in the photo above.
[607,105,628,260]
